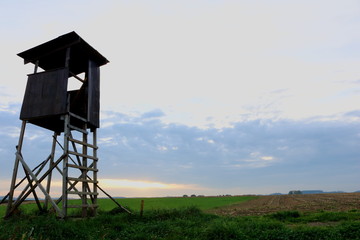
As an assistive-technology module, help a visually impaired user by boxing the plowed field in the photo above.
[209,193,360,216]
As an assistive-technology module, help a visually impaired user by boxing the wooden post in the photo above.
[82,124,88,217]
[62,47,71,218]
[62,103,70,218]
[6,120,26,216]
[33,60,39,74]
[93,129,98,216]
[44,134,57,210]
[65,48,70,68]
[140,200,144,217]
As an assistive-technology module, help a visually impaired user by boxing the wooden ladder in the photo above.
[62,111,99,217]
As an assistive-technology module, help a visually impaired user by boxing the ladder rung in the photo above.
[67,204,98,208]
[68,191,99,195]
[67,164,98,172]
[69,112,88,122]
[69,124,88,134]
[69,137,98,149]
[68,177,98,184]
[68,151,98,161]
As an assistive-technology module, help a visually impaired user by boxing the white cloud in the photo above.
[0,127,20,138]
[101,121,115,128]
[261,156,274,161]
[98,137,117,146]
[157,145,168,151]
[0,104,17,114]
[233,153,277,169]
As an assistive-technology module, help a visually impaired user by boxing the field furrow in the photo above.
[209,192,360,216]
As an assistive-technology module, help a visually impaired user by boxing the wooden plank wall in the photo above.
[87,60,100,129]
[20,68,69,120]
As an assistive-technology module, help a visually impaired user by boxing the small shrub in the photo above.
[203,220,246,240]
[268,211,301,221]
[337,222,360,239]
[144,206,203,221]
[108,206,132,215]
[304,211,357,223]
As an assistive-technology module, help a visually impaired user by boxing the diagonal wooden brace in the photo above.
[0,157,49,205]
[16,153,63,217]
[10,155,52,210]
[5,154,66,218]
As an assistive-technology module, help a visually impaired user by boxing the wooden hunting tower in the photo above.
[5,32,109,218]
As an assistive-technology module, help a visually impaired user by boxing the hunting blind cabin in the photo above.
[3,32,125,218]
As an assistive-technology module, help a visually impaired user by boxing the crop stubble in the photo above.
[209,192,360,216]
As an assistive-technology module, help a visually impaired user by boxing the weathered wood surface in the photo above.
[17,31,109,75]
[68,151,98,161]
[88,60,100,129]
[67,164,98,172]
[6,121,26,216]
[20,68,69,121]
[69,137,97,149]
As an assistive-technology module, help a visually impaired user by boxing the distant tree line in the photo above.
[288,190,302,195]
[182,194,232,197]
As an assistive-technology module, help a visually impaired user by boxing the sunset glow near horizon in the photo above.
[1,1,360,198]
[0,178,202,198]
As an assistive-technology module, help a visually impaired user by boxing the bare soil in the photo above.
[208,193,360,216]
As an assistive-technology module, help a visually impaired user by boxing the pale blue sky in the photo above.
[1,0,360,197]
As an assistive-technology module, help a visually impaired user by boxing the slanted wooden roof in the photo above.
[17,31,109,75]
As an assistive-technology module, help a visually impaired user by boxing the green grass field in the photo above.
[0,195,255,218]
[100,195,256,212]
[1,196,360,240]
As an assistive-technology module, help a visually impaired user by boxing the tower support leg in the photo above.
[93,129,98,216]
[62,113,70,218]
[44,134,58,210]
[81,124,88,217]
[6,121,26,216]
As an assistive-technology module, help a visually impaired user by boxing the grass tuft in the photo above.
[268,210,301,221]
